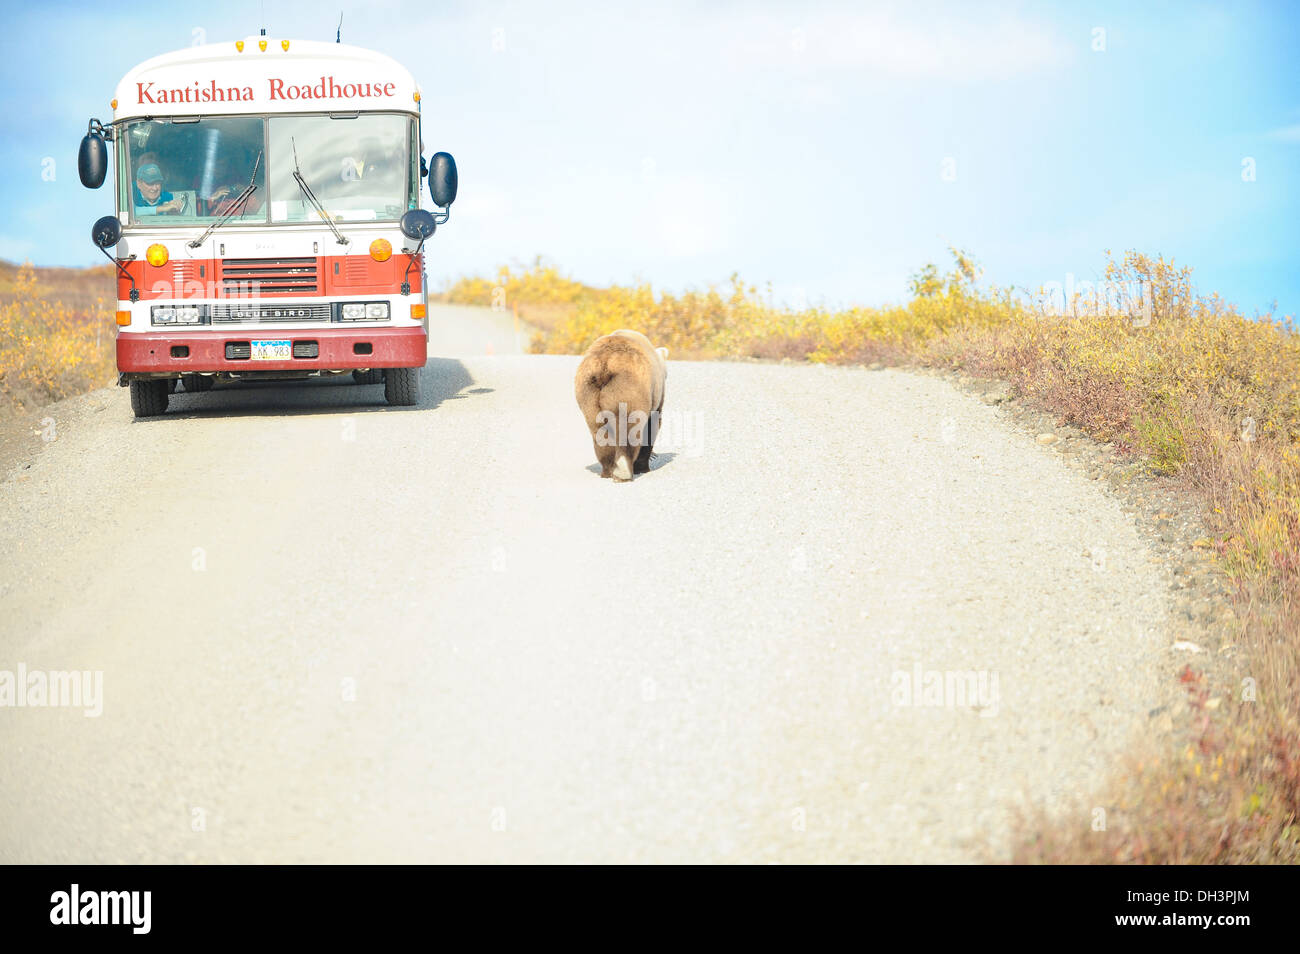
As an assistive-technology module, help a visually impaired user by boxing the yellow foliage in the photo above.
[0,261,116,413]
[442,255,593,308]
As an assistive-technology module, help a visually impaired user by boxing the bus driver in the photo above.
[133,163,184,215]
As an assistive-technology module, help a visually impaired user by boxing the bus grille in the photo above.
[210,303,331,322]
[220,257,318,296]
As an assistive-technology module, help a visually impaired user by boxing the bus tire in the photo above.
[385,367,419,406]
[352,369,384,385]
[130,380,169,417]
[183,373,214,392]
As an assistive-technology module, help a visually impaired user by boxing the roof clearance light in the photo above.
[258,39,267,51]
[146,244,169,267]
[413,92,421,103]
[369,239,392,262]
[235,40,244,52]
[111,98,118,109]
[281,40,290,51]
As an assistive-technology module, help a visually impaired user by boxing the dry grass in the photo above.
[0,261,116,415]
[458,249,1300,862]
[438,256,597,333]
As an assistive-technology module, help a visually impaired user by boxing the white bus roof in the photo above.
[112,36,422,121]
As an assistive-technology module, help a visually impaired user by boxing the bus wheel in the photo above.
[352,369,384,385]
[182,374,214,392]
[385,367,420,406]
[130,380,169,417]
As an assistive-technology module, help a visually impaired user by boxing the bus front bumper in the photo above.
[117,326,427,375]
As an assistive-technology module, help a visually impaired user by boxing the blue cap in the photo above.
[136,163,163,184]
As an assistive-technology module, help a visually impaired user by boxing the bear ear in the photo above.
[656,346,669,360]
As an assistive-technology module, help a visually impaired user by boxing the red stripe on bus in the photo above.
[116,252,425,300]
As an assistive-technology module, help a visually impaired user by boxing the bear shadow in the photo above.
[584,451,676,478]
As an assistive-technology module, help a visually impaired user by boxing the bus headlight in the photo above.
[151,305,208,325]
[337,302,390,321]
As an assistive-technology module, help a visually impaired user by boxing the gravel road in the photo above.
[0,303,1170,863]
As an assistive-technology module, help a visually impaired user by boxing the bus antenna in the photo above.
[336,12,343,43]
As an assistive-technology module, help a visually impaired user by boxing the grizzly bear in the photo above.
[574,330,668,481]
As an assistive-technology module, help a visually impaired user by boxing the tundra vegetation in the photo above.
[0,261,115,414]
[3,250,1296,861]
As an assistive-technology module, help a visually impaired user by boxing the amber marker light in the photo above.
[281,40,290,51]
[411,304,426,319]
[145,244,169,267]
[369,239,392,262]
[258,39,267,51]
[235,40,244,52]
[111,98,118,109]
[115,311,131,326]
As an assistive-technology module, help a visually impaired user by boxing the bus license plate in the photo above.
[251,339,292,360]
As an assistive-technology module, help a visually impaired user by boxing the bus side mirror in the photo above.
[92,215,122,249]
[428,152,457,208]
[79,129,109,189]
[400,209,437,240]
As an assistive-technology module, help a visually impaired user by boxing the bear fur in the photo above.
[574,330,668,481]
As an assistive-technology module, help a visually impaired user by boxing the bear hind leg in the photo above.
[633,442,652,474]
[593,438,617,478]
[632,405,660,474]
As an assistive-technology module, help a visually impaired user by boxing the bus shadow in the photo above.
[143,357,479,421]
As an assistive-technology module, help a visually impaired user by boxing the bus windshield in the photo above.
[119,113,416,227]
[268,114,415,223]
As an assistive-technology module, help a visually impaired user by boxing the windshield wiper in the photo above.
[291,138,348,246]
[188,151,262,249]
